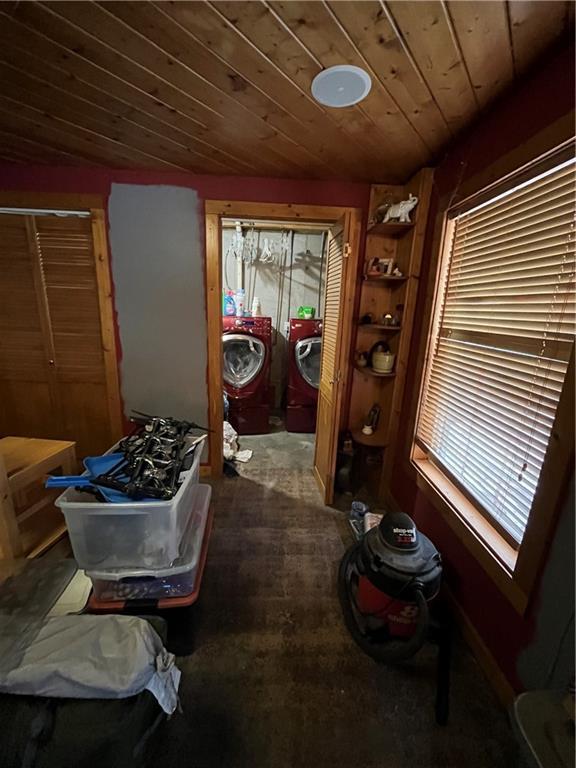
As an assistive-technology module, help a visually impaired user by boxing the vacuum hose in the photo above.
[338,544,430,664]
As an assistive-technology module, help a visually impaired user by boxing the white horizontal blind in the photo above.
[417,158,575,546]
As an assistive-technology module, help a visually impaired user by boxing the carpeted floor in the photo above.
[151,441,516,768]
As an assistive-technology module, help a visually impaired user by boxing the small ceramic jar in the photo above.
[372,349,395,373]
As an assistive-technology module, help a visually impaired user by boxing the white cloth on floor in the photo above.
[223,421,253,463]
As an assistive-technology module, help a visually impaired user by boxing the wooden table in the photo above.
[0,437,76,560]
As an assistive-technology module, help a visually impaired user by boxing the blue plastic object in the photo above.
[45,453,150,502]
[45,454,124,487]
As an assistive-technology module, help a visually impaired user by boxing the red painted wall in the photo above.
[0,166,370,211]
[391,40,575,692]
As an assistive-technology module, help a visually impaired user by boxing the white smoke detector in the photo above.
[311,65,372,108]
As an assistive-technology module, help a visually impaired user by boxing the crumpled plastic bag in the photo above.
[223,421,252,463]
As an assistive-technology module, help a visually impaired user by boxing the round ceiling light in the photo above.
[311,65,372,108]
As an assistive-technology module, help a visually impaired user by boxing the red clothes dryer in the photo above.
[286,318,323,433]
[222,316,272,435]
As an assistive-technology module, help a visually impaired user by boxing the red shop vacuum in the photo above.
[339,511,442,662]
[339,510,451,722]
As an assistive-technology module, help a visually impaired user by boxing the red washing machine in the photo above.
[286,318,323,433]
[222,316,272,435]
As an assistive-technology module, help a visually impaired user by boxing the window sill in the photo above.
[411,456,529,614]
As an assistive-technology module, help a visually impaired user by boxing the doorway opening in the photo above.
[221,218,328,470]
[205,201,362,504]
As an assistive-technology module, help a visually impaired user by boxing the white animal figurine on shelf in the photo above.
[377,193,419,224]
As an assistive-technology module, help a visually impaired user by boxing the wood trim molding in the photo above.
[381,167,434,493]
[413,457,527,613]
[204,199,363,482]
[444,584,517,708]
[205,200,352,222]
[0,192,105,210]
[205,211,224,478]
[91,208,124,442]
[338,209,363,432]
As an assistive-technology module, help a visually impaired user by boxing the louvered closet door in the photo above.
[314,215,351,504]
[0,211,120,458]
[35,215,116,457]
[0,214,59,438]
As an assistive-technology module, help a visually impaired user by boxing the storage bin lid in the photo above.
[86,484,211,581]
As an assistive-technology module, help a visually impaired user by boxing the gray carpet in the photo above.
[151,455,516,768]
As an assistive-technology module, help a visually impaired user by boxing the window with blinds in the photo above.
[415,156,575,548]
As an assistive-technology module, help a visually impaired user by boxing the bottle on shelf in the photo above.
[223,290,236,317]
[235,288,245,318]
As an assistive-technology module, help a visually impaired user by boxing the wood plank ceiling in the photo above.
[0,1,572,181]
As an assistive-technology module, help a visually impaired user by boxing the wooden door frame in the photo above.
[313,210,363,504]
[204,200,363,478]
[0,192,124,443]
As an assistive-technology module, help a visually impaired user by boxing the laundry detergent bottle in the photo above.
[223,290,236,317]
[235,288,245,317]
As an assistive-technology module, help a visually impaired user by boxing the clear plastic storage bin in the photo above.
[87,485,211,602]
[56,447,202,571]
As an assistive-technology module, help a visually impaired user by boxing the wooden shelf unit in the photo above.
[367,222,415,238]
[347,170,434,499]
[354,365,396,378]
[364,274,408,283]
[357,323,402,332]
[351,429,388,448]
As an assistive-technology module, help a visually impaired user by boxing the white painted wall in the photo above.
[222,227,326,407]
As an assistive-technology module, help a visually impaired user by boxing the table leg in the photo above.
[0,455,23,559]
